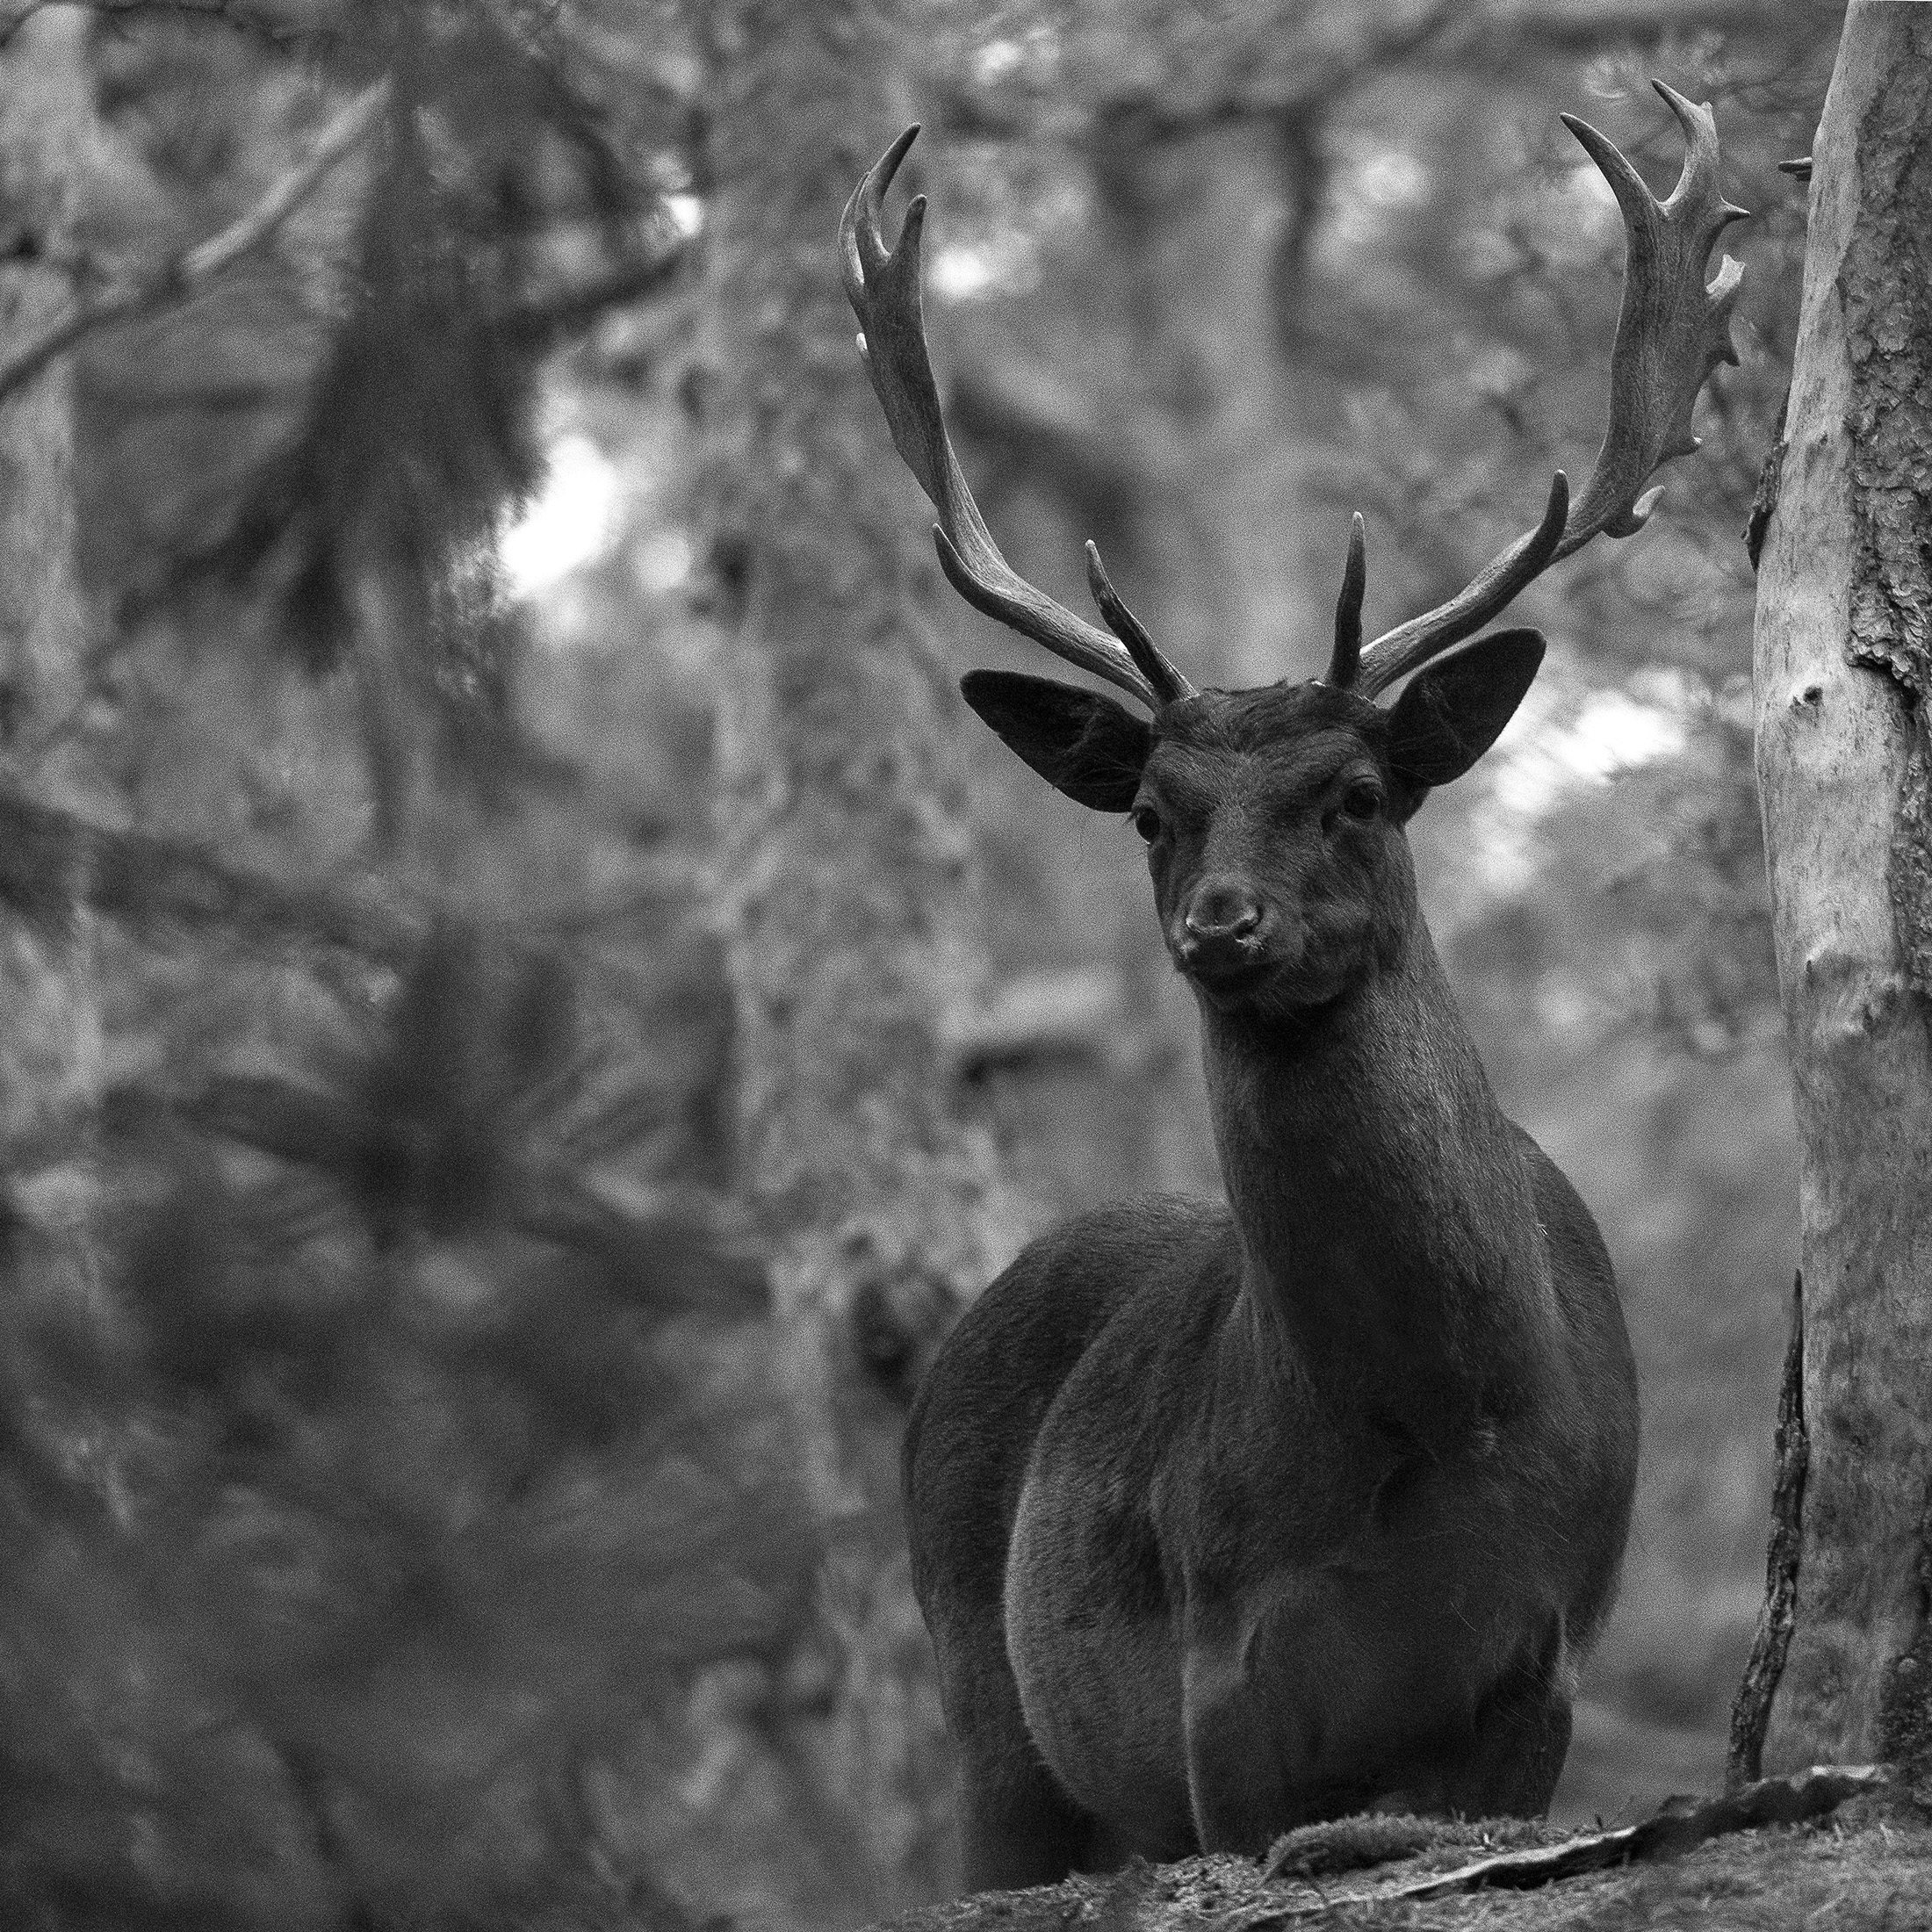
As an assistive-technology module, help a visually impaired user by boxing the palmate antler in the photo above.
[1344,81,1748,697]
[840,127,1195,710]
[844,83,1745,714]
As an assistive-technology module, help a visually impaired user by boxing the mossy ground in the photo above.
[869,1802,1932,1931]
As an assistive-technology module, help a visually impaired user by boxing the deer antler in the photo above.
[1327,512,1368,689]
[1349,81,1747,700]
[840,127,1196,712]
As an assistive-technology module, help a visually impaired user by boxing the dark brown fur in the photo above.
[906,659,1639,1890]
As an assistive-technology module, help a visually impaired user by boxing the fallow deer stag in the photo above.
[841,84,1744,1889]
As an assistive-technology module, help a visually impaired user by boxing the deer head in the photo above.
[840,90,1744,1020]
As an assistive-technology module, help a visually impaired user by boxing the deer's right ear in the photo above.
[1384,628,1545,809]
[960,670,1151,812]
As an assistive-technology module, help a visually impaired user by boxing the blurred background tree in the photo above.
[0,0,1852,1926]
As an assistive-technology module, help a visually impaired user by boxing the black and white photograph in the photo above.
[0,0,1919,1926]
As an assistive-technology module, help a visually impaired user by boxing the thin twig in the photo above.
[501,235,696,348]
[0,0,324,48]
[0,77,389,407]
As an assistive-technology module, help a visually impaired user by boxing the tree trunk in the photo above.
[696,3,1009,1913]
[1753,0,1932,1782]
[0,10,87,748]
[0,14,99,1233]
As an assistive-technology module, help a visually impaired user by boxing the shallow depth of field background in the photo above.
[0,2,1844,1927]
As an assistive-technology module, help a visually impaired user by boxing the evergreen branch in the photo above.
[0,786,419,968]
[0,77,388,406]
[175,1070,765,1308]
[0,787,696,968]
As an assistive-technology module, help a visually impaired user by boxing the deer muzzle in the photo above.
[1179,882,1270,984]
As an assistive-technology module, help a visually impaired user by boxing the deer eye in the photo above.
[1341,780,1384,823]
[1130,805,1163,843]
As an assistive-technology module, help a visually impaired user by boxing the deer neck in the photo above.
[1198,923,1554,1435]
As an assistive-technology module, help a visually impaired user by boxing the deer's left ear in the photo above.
[960,669,1151,811]
[1384,628,1545,813]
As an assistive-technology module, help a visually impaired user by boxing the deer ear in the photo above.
[961,670,1151,811]
[1384,628,1545,810]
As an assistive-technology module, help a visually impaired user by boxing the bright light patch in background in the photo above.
[931,232,1043,300]
[1561,159,1623,242]
[971,25,1059,88]
[663,192,703,238]
[931,246,1001,299]
[1358,150,1429,208]
[631,530,693,595]
[501,434,620,597]
[1456,672,1695,902]
[1490,685,1690,820]
[1324,138,1433,251]
[973,37,1025,84]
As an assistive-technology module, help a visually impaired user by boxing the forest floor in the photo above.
[868,1800,1931,1931]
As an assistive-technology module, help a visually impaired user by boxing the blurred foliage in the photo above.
[83,0,699,832]
[4,4,810,1928]
[0,919,811,1928]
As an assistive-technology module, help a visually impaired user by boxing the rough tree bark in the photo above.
[0,10,87,750]
[0,16,99,1242]
[696,1,1010,1914]
[1753,0,1932,1784]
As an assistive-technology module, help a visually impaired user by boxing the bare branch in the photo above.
[1457,0,1804,54]
[1086,0,1462,145]
[1086,0,1802,140]
[0,77,388,407]
[1,0,327,48]
[501,234,696,350]
[1258,1766,1890,1921]
[941,966,1145,1082]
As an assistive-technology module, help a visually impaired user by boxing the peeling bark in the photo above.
[0,11,85,739]
[0,14,100,1242]
[696,2,1012,1912]
[1727,1273,1808,1788]
[1753,0,1932,1773]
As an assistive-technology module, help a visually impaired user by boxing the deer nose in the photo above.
[1184,881,1264,941]
[1179,883,1267,977]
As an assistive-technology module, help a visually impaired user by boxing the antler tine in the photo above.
[1085,543,1196,703]
[840,128,1183,713]
[1354,475,1568,699]
[1325,513,1367,689]
[1354,83,1745,702]
[1551,80,1747,560]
